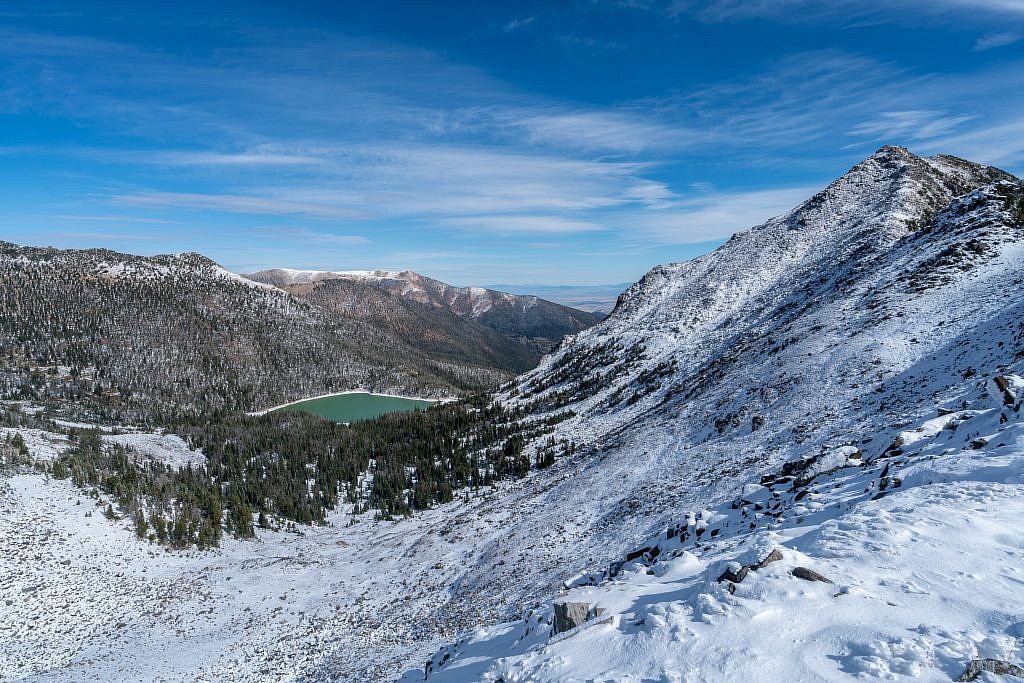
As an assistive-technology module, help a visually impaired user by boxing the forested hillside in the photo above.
[267,277,538,373]
[3,392,576,549]
[0,243,517,422]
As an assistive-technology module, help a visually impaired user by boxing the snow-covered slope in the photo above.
[408,146,1024,680]
[245,268,602,354]
[417,375,1024,681]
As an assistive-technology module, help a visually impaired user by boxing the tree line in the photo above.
[35,395,562,549]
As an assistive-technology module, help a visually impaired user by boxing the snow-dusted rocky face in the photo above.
[413,148,1024,680]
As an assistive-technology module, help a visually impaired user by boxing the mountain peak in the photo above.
[869,144,914,159]
[788,145,1013,243]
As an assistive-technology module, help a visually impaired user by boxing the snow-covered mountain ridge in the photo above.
[249,267,536,318]
[410,146,1024,680]
[507,146,1019,466]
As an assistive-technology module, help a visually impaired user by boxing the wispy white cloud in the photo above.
[974,31,1021,49]
[917,115,1024,166]
[297,145,644,208]
[154,150,324,167]
[641,51,917,149]
[636,49,1024,174]
[252,226,370,245]
[49,213,180,224]
[440,215,605,234]
[848,110,974,141]
[622,179,678,208]
[109,143,663,231]
[948,0,1024,12]
[49,230,167,242]
[667,0,1024,22]
[510,110,696,153]
[113,191,369,220]
[621,185,817,245]
[0,23,700,161]
[502,16,536,32]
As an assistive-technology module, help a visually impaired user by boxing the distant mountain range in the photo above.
[244,268,603,355]
[482,282,629,314]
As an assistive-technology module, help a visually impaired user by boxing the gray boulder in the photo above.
[755,548,784,569]
[552,601,591,635]
[957,658,1024,681]
[792,566,833,583]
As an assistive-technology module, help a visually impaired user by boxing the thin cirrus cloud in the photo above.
[502,16,536,32]
[112,191,369,220]
[848,110,976,141]
[440,215,606,234]
[153,151,325,167]
[974,31,1021,49]
[49,214,181,224]
[509,110,698,154]
[251,227,370,246]
[620,185,819,246]
[671,0,1024,22]
[117,143,663,221]
[643,49,1024,171]
[919,116,1024,166]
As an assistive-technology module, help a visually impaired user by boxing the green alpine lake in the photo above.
[272,392,436,423]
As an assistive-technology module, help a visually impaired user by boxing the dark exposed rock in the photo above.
[956,657,1024,681]
[717,566,750,584]
[625,546,655,562]
[995,376,1017,406]
[791,566,833,583]
[552,601,591,635]
[717,548,784,587]
[754,549,784,569]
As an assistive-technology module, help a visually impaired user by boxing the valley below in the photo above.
[0,405,658,682]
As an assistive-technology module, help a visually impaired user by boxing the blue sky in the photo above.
[0,1,1022,286]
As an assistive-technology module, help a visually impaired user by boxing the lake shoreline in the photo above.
[250,390,456,417]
